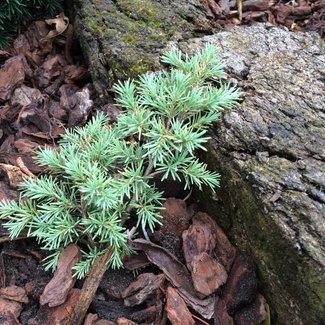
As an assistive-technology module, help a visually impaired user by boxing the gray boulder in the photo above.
[70,1,325,322]
[183,24,325,325]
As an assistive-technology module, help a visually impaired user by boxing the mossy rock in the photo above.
[70,0,217,100]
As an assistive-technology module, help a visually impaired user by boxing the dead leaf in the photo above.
[16,157,36,178]
[44,13,69,40]
[0,163,27,188]
[40,244,81,307]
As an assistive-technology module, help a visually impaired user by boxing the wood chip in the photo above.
[40,244,81,307]
[191,253,228,297]
[166,287,195,325]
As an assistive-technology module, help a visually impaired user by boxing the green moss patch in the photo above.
[81,0,189,82]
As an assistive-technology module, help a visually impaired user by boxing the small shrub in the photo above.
[0,44,239,278]
[0,0,62,48]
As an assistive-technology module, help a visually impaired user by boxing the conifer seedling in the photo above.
[0,43,239,323]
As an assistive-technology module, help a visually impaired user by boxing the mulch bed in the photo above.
[209,0,324,38]
[0,2,324,323]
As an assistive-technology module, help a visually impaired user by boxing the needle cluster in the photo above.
[0,44,239,278]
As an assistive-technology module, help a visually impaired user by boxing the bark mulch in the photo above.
[3,4,324,322]
[210,0,324,39]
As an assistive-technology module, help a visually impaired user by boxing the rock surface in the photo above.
[70,2,325,322]
[183,25,325,324]
[70,0,220,100]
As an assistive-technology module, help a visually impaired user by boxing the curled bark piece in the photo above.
[222,255,257,315]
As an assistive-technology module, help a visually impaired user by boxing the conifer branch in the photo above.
[0,44,239,281]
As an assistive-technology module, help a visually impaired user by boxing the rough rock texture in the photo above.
[70,3,325,322]
[181,25,325,325]
[70,0,220,100]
